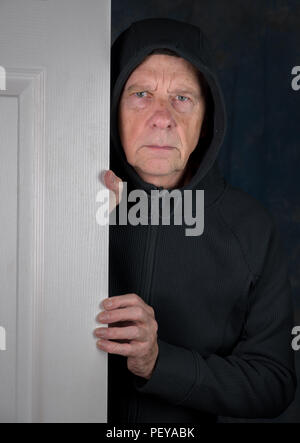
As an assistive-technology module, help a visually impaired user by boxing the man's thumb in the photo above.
[104,170,121,191]
[104,170,123,210]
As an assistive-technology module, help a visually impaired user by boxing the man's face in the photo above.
[118,54,206,188]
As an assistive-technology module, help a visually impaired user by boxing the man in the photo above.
[94,18,297,423]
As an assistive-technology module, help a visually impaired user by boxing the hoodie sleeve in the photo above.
[132,221,297,419]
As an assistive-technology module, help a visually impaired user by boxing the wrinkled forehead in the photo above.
[122,54,202,91]
[131,54,198,77]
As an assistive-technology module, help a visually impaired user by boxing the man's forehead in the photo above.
[125,67,200,89]
[127,53,198,78]
[129,67,195,77]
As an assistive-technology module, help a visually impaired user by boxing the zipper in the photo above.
[132,191,161,423]
[138,186,162,305]
[142,223,159,305]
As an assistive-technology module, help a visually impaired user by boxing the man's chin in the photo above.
[136,166,174,179]
[135,159,176,176]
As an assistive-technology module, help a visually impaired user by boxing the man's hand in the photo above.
[94,293,159,380]
[103,169,123,214]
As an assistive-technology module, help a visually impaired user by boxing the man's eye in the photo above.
[135,91,147,98]
[176,95,189,102]
[132,92,191,103]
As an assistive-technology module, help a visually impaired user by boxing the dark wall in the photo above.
[112,0,300,422]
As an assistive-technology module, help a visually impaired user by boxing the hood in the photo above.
[110,17,227,200]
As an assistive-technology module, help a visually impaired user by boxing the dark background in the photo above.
[112,0,300,422]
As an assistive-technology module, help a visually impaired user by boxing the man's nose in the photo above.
[148,101,176,130]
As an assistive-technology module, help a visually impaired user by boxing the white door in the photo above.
[0,0,110,423]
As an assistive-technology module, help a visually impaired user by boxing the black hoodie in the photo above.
[108,17,297,423]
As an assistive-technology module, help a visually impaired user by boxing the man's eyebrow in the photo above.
[125,83,155,93]
[125,83,201,99]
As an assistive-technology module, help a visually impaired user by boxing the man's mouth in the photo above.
[145,145,175,150]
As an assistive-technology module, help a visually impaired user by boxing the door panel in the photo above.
[0,0,110,423]
[0,97,18,422]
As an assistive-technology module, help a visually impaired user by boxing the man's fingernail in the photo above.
[105,299,112,307]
